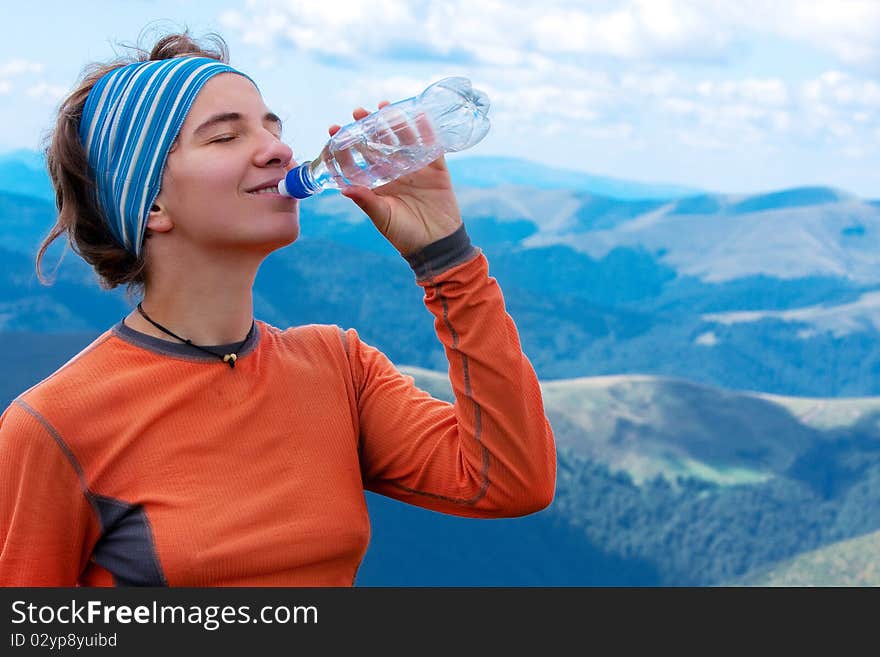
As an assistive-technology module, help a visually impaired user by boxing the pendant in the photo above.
[223,353,237,368]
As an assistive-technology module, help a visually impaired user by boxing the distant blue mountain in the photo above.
[670,194,726,215]
[0,150,54,203]
[0,191,57,255]
[0,148,44,170]
[447,155,704,199]
[669,187,853,216]
[729,187,851,214]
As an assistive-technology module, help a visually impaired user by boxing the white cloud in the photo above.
[0,59,48,99]
[842,146,866,159]
[643,67,880,154]
[0,59,43,77]
[797,71,880,154]
[26,83,67,104]
[698,79,789,107]
[663,77,794,145]
[803,71,880,107]
[695,331,719,346]
[335,74,440,115]
[220,0,880,71]
[778,0,880,71]
[665,1,880,73]
[225,0,728,63]
[532,0,732,61]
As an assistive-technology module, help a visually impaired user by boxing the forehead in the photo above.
[183,73,265,125]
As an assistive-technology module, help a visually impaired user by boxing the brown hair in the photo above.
[36,26,230,299]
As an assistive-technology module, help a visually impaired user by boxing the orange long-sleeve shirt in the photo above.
[0,227,556,586]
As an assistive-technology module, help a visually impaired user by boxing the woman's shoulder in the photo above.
[258,320,349,349]
[256,321,364,374]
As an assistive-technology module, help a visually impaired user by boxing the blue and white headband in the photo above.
[78,56,254,257]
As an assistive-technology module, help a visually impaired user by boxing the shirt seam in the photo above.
[12,399,104,532]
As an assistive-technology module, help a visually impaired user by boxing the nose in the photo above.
[255,129,294,169]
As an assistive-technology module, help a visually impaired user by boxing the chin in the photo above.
[260,223,300,252]
[235,211,299,253]
[280,217,300,244]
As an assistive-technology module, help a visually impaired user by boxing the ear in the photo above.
[146,202,173,234]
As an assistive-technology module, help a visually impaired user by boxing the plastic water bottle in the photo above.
[278,77,490,199]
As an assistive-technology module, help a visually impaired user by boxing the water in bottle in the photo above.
[278,77,490,199]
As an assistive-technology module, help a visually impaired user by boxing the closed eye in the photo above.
[210,131,282,144]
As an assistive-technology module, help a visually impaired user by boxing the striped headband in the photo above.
[79,56,255,257]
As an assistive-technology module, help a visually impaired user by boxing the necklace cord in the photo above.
[136,303,253,369]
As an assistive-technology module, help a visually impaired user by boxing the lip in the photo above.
[246,190,289,198]
[246,191,297,208]
[245,177,285,194]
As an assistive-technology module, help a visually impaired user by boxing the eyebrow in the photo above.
[192,111,283,137]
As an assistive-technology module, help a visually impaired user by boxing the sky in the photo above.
[1,0,878,197]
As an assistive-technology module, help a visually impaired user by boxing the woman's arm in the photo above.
[345,227,556,517]
[0,402,100,585]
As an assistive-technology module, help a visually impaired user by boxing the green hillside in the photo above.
[401,367,828,486]
[732,528,880,586]
[400,366,880,585]
[756,392,880,431]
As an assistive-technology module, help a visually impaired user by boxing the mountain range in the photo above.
[3,148,880,585]
[3,153,879,397]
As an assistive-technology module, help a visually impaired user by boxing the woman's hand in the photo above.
[329,102,463,256]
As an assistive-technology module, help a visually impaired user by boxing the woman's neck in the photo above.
[125,254,260,346]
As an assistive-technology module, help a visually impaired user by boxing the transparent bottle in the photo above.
[278,77,490,199]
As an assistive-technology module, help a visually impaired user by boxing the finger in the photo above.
[414,112,437,147]
[373,105,401,150]
[332,109,370,184]
[341,185,391,233]
[376,98,418,148]
[385,106,417,146]
[334,141,363,185]
[336,104,399,181]
[349,105,393,175]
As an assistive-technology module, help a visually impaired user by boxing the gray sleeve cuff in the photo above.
[403,224,480,281]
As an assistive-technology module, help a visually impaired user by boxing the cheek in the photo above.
[162,164,240,212]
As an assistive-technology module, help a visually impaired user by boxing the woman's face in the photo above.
[152,72,299,254]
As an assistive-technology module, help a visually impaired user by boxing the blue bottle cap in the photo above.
[278,163,315,199]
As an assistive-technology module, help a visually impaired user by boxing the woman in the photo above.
[0,31,556,586]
